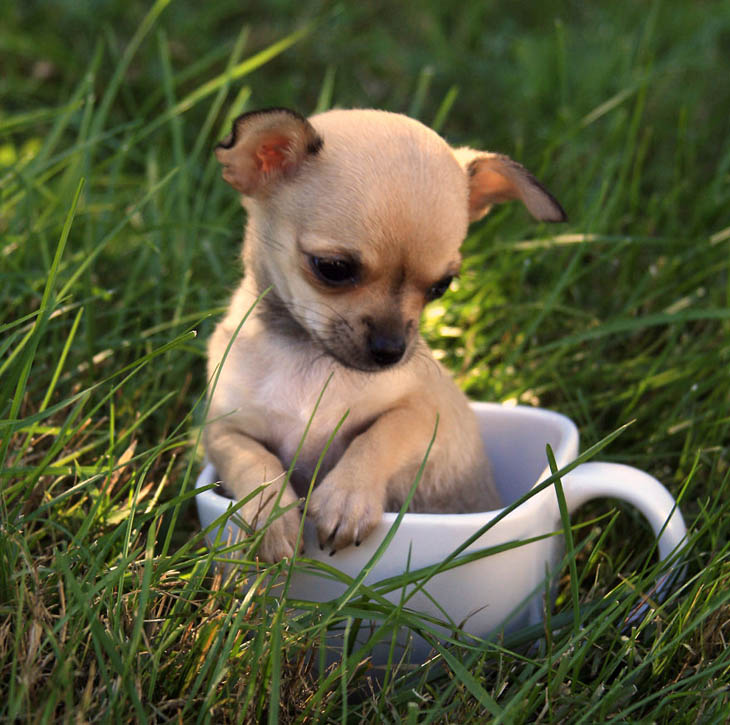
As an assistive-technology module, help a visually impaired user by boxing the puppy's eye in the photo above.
[426,275,454,301]
[309,256,360,286]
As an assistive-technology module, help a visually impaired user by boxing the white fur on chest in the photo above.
[222,329,409,474]
[253,355,349,463]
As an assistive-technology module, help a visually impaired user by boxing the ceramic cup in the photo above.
[195,403,687,662]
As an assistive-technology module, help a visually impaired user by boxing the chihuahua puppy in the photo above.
[205,108,565,562]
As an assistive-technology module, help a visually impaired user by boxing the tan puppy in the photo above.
[205,108,565,561]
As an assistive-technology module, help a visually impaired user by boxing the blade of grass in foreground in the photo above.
[547,444,580,637]
[0,179,84,477]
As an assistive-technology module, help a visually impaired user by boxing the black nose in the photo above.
[368,332,406,367]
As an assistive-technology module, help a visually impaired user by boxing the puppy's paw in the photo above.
[307,477,384,554]
[252,503,304,563]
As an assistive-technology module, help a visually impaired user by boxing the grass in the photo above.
[1,0,730,720]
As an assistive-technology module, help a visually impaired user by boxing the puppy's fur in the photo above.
[205,108,565,561]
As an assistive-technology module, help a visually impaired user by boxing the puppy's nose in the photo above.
[368,332,406,367]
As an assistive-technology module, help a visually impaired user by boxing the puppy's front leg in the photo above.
[308,405,435,552]
[204,420,302,562]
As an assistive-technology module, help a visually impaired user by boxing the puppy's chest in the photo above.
[248,361,362,474]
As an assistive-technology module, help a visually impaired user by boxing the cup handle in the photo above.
[560,462,688,620]
[561,462,687,558]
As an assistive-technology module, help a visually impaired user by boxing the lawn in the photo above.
[1,0,729,721]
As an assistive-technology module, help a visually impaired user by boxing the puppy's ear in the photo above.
[454,148,566,223]
[215,108,323,196]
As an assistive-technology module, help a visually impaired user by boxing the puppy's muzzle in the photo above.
[363,315,410,368]
[367,330,407,367]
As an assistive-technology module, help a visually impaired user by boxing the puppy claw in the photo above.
[251,504,303,563]
[319,523,339,552]
[309,474,384,553]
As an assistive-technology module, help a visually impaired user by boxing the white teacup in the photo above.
[195,403,687,662]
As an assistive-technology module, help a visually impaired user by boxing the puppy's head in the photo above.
[216,108,565,371]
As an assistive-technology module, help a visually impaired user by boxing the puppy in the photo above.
[205,108,565,562]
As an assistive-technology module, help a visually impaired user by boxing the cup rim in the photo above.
[195,402,579,529]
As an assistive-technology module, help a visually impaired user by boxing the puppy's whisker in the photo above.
[414,347,443,377]
[285,300,347,327]
[250,292,338,333]
[250,229,287,253]
[278,295,357,333]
